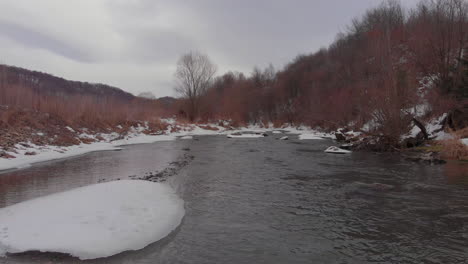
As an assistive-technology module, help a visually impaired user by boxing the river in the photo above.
[0,134,467,263]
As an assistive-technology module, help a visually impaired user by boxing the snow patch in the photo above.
[1,122,338,172]
[362,118,378,132]
[462,138,468,146]
[298,134,325,140]
[401,113,450,141]
[0,136,176,172]
[325,146,351,154]
[227,134,265,138]
[0,180,184,260]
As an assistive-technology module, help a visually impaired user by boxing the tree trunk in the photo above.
[412,117,429,140]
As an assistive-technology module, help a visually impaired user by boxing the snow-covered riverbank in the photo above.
[0,122,332,172]
[3,115,464,172]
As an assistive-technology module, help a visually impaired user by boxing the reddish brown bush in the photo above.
[440,135,468,160]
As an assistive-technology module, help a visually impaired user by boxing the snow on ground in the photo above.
[0,135,176,172]
[0,121,229,171]
[405,103,431,118]
[0,121,336,172]
[0,142,119,171]
[401,113,452,141]
[462,138,468,146]
[426,114,453,140]
[227,134,265,138]
[0,180,184,260]
[273,125,334,140]
[298,134,326,140]
[362,117,379,132]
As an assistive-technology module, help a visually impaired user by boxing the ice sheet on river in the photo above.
[0,180,184,260]
[227,134,265,138]
[0,134,177,171]
[298,134,325,140]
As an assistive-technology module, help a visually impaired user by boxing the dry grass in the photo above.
[413,144,444,153]
[453,127,468,139]
[198,125,219,131]
[440,134,468,160]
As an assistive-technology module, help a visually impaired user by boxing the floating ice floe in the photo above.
[279,136,289,140]
[227,134,265,138]
[298,134,325,140]
[179,135,193,140]
[272,131,283,134]
[0,180,184,260]
[324,146,351,154]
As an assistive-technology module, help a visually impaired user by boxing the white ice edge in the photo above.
[0,124,334,172]
[298,134,326,140]
[324,146,351,154]
[227,134,265,138]
[0,180,185,260]
[0,136,176,172]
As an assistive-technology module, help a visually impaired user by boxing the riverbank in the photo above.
[1,131,467,263]
[0,120,336,172]
[1,113,467,172]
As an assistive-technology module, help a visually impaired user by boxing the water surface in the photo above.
[0,134,467,263]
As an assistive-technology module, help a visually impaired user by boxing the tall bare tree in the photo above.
[174,51,217,121]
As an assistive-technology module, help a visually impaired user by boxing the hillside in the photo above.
[0,64,134,102]
[0,64,175,156]
[192,1,468,144]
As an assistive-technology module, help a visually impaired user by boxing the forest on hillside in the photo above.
[0,0,467,149]
[188,0,468,139]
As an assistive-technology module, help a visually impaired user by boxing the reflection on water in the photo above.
[444,160,468,185]
[0,141,186,208]
[1,135,467,264]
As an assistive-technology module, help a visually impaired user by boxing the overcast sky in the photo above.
[0,0,419,97]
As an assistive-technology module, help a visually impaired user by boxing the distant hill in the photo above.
[137,92,156,99]
[156,96,177,108]
[0,64,135,103]
[0,64,181,130]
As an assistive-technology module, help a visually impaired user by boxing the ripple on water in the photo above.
[0,136,467,263]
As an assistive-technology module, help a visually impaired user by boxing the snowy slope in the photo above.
[0,180,184,260]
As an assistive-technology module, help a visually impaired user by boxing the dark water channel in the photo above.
[0,134,467,263]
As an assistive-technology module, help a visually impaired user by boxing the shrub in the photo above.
[440,135,468,160]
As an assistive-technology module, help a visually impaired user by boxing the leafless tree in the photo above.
[174,51,217,121]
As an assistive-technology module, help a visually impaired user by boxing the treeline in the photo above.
[190,0,468,140]
[1,0,467,141]
[0,65,173,128]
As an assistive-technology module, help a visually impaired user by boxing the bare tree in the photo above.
[174,51,217,121]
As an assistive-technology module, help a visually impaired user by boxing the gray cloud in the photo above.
[0,0,420,97]
[0,20,95,63]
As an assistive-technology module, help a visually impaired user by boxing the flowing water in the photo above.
[0,134,467,263]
